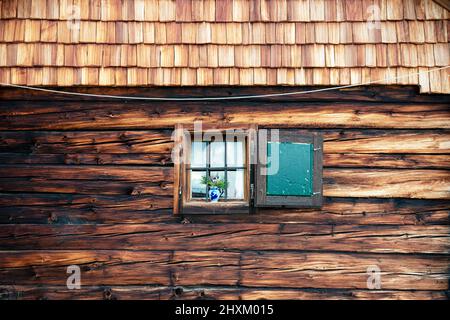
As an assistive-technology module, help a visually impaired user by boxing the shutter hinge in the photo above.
[250,183,255,200]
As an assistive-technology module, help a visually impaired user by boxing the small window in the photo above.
[174,127,252,215]
[173,126,322,215]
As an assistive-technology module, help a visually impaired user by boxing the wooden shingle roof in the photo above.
[0,0,449,93]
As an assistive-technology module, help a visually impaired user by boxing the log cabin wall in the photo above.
[0,0,449,300]
[0,86,449,300]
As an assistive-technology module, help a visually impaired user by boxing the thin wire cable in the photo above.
[0,66,448,101]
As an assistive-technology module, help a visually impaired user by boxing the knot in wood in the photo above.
[131,186,143,196]
[48,213,58,223]
[103,288,113,300]
[160,181,169,190]
[173,287,183,297]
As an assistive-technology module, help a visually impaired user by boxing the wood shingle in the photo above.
[0,0,448,93]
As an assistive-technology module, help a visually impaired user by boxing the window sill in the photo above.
[182,201,250,215]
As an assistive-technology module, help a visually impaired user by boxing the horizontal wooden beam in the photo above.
[0,193,173,212]
[0,178,173,196]
[0,165,172,181]
[1,102,449,129]
[1,285,448,300]
[0,250,447,290]
[0,196,447,226]
[0,224,448,254]
[323,168,450,199]
[239,251,449,290]
[0,130,173,155]
[324,153,450,169]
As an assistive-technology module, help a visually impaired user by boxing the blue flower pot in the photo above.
[208,187,221,202]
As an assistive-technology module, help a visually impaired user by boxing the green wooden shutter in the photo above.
[266,142,313,196]
[255,130,323,208]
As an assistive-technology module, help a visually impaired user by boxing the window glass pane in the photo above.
[191,142,206,167]
[227,141,244,167]
[210,141,225,168]
[227,169,245,199]
[190,171,207,199]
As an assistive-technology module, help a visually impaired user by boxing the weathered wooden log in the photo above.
[239,251,449,290]
[323,168,450,199]
[0,130,173,154]
[0,285,448,300]
[0,250,447,290]
[0,196,447,226]
[0,178,173,196]
[0,250,240,287]
[0,224,448,254]
[0,193,173,212]
[0,165,172,181]
[237,289,449,300]
[324,154,450,169]
[0,206,175,224]
[1,102,449,129]
[321,130,450,154]
[0,153,172,165]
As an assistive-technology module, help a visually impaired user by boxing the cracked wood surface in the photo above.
[0,223,448,254]
[0,250,447,290]
[0,285,448,300]
[1,101,449,130]
[0,87,449,299]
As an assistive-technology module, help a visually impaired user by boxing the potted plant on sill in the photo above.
[201,175,228,202]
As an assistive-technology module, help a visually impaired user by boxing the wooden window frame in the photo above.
[174,126,255,215]
[255,130,323,208]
